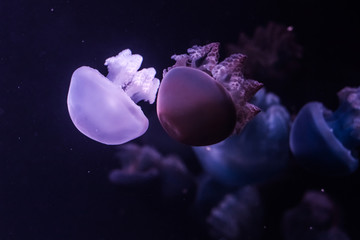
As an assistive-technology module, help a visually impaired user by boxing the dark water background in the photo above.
[0,0,359,239]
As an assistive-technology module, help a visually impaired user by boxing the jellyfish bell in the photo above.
[290,87,360,175]
[207,186,263,240]
[156,43,263,146]
[67,49,160,145]
[67,66,148,145]
[157,66,237,146]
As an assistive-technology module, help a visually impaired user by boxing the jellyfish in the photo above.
[109,143,195,201]
[290,86,360,175]
[156,42,263,146]
[194,174,238,219]
[207,186,263,240]
[282,190,350,240]
[227,22,303,82]
[67,49,160,145]
[193,88,291,186]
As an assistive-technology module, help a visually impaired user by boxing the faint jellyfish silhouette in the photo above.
[156,42,263,146]
[282,190,350,240]
[109,143,195,201]
[290,86,360,175]
[227,22,303,82]
[193,88,291,186]
[67,49,160,145]
[194,174,238,220]
[207,185,263,240]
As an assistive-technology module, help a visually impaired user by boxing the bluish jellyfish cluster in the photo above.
[193,87,290,186]
[67,29,358,239]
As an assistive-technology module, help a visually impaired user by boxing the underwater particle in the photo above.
[290,86,360,175]
[193,88,291,186]
[67,49,160,145]
[157,42,263,146]
[109,143,195,200]
[207,186,263,240]
[282,190,350,240]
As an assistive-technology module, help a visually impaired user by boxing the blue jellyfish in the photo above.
[193,174,238,220]
[207,185,263,240]
[193,88,291,186]
[67,49,160,145]
[282,190,350,240]
[109,143,195,200]
[156,42,263,146]
[290,86,360,175]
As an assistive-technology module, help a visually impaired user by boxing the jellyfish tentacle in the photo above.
[105,49,160,104]
[212,53,263,133]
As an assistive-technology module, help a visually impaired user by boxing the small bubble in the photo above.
[87,170,91,174]
[309,226,313,230]
[50,8,54,12]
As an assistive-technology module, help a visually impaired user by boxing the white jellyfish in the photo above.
[67,49,160,145]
